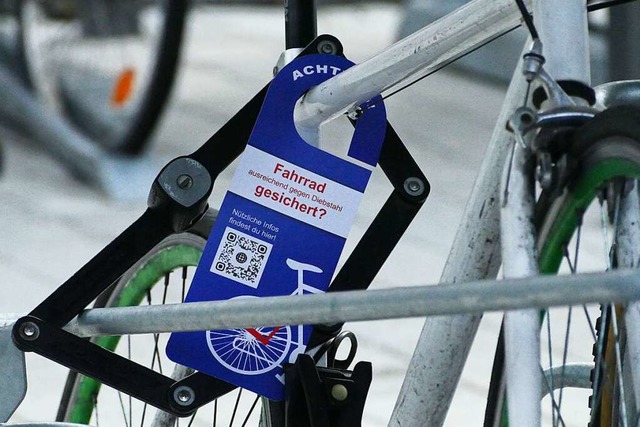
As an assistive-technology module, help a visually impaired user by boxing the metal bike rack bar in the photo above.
[0,424,87,426]
[58,269,640,338]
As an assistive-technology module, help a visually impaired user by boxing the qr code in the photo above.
[210,227,273,288]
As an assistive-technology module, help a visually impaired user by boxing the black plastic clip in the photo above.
[284,354,372,427]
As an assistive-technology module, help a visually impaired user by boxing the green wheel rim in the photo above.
[66,244,202,424]
[539,158,640,273]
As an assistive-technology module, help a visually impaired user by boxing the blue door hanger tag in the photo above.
[166,53,386,400]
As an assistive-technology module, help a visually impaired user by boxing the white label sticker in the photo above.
[228,146,363,238]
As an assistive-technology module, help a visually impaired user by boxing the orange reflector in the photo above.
[111,68,136,108]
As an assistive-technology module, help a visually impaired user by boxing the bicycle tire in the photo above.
[486,105,640,426]
[55,210,284,427]
[15,0,187,155]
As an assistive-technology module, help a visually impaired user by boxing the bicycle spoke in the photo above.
[186,411,197,427]
[582,306,597,341]
[556,307,573,421]
[563,246,576,274]
[163,273,170,305]
[140,404,148,427]
[540,365,567,427]
[229,388,243,427]
[151,331,164,374]
[118,389,131,427]
[555,223,582,422]
[240,396,260,427]
[146,287,165,375]
[214,398,218,427]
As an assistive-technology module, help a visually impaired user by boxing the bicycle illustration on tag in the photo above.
[206,258,323,380]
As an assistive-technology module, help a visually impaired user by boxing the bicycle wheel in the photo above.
[490,105,640,426]
[55,212,285,426]
[16,0,187,154]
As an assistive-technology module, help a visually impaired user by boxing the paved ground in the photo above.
[0,3,516,426]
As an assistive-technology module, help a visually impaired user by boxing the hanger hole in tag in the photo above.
[293,97,374,171]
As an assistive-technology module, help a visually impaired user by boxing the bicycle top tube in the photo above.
[294,0,528,131]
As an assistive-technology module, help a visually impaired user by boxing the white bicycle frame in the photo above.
[2,0,640,425]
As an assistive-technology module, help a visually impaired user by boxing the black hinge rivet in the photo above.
[173,385,196,407]
[18,321,40,341]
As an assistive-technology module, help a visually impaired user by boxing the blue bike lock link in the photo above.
[167,52,387,400]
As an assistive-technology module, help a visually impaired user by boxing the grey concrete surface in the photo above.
[0,3,549,426]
